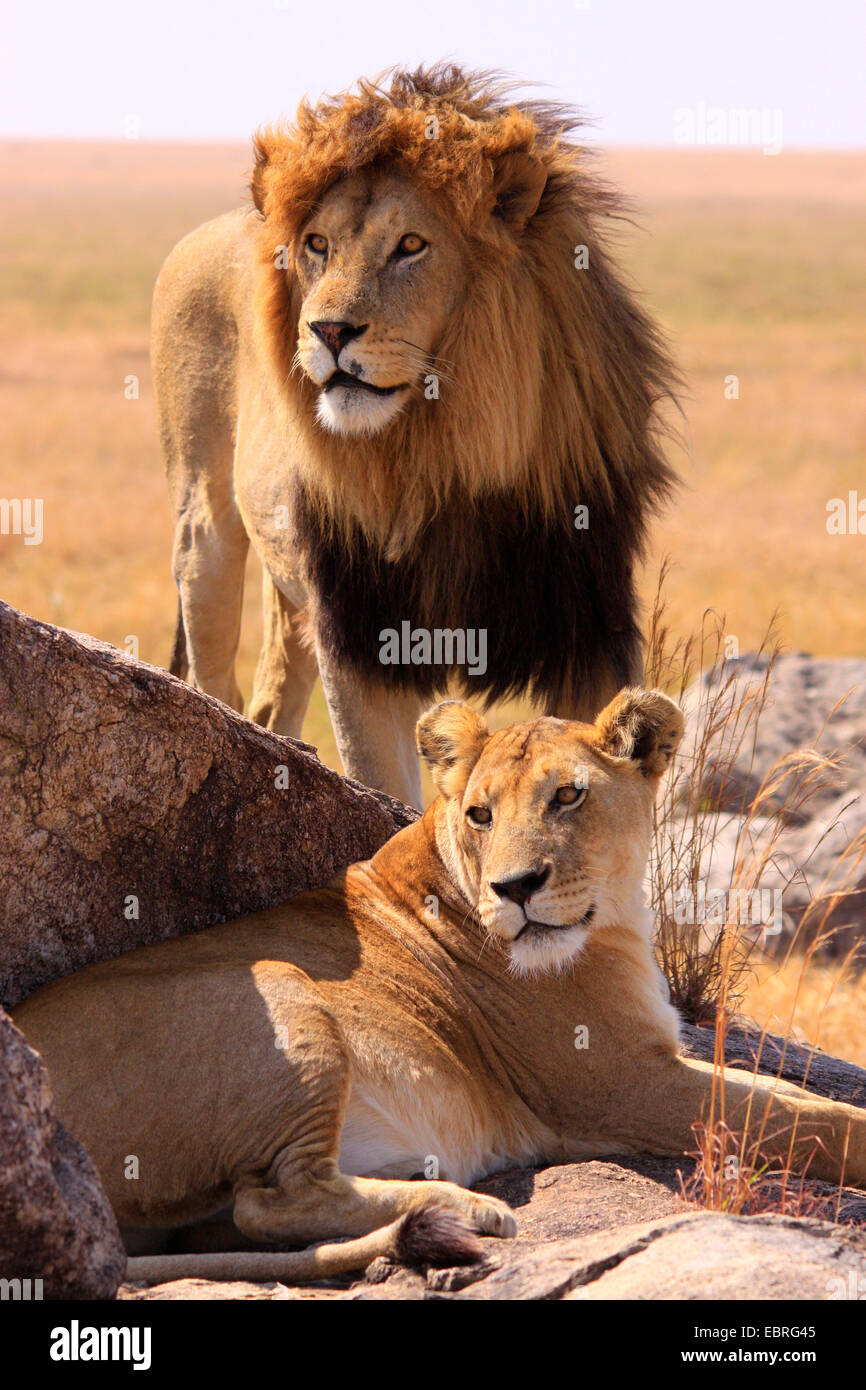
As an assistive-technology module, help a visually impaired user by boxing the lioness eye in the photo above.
[397,233,426,256]
[554,785,587,807]
[307,233,328,255]
[467,805,492,827]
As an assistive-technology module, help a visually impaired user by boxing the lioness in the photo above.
[154,64,677,807]
[15,689,866,1285]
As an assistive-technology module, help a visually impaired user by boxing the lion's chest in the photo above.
[338,1070,532,1188]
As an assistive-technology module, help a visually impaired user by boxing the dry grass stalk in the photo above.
[647,567,866,1214]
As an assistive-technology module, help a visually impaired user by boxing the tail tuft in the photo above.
[394,1202,483,1269]
[169,597,188,679]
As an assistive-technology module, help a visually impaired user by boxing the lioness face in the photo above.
[417,690,684,976]
[294,170,466,437]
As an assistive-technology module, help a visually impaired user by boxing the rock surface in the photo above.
[677,652,866,956]
[119,1155,866,1302]
[0,1005,126,1299]
[565,1213,866,1301]
[680,1020,866,1107]
[685,651,866,817]
[0,601,416,1009]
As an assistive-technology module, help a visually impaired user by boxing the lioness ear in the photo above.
[593,688,684,779]
[416,701,489,798]
[491,151,547,230]
[251,130,272,214]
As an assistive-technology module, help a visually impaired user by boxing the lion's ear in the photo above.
[416,701,489,798]
[251,130,272,214]
[593,688,684,779]
[491,151,547,230]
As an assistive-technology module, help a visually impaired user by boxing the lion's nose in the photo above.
[490,866,550,907]
[310,320,368,358]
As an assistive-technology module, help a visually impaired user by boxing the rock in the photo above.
[0,1005,126,1299]
[474,1155,684,1241]
[120,1204,866,1302]
[0,601,416,1009]
[565,1213,866,1301]
[684,651,866,817]
[680,1020,866,1109]
[119,1278,332,1301]
[673,652,866,957]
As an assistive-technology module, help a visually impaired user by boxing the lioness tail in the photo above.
[125,1201,482,1289]
[168,597,188,680]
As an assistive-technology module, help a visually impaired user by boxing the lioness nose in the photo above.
[310,320,368,358]
[490,866,550,907]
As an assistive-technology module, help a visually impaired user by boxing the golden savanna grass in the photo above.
[1,138,864,1064]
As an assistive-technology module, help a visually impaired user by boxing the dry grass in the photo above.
[680,923,864,1218]
[648,617,866,1217]
[743,952,866,1070]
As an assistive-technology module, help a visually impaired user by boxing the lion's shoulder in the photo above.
[152,207,259,336]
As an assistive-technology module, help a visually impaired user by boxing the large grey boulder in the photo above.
[672,652,866,957]
[0,601,415,1009]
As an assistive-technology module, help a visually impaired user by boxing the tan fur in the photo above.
[153,65,677,806]
[15,690,866,1286]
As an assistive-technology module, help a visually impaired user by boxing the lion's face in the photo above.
[417,690,684,976]
[250,72,675,555]
[293,170,466,437]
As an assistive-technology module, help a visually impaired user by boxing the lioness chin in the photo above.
[15,689,866,1287]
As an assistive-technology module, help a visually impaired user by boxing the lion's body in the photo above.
[153,207,314,703]
[15,693,866,1284]
[153,66,677,807]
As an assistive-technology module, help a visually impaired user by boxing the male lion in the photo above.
[153,64,678,807]
[16,690,866,1286]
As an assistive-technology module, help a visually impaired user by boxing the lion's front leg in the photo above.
[170,495,249,712]
[233,1160,516,1247]
[247,570,318,738]
[228,980,514,1247]
[622,1054,866,1188]
[316,643,422,808]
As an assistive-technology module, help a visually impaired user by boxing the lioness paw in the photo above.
[416,1182,516,1237]
[465,1192,518,1238]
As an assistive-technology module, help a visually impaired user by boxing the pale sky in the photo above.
[2,0,864,147]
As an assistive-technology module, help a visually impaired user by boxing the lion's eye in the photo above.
[307,233,328,255]
[467,805,492,828]
[554,785,587,807]
[396,233,426,257]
